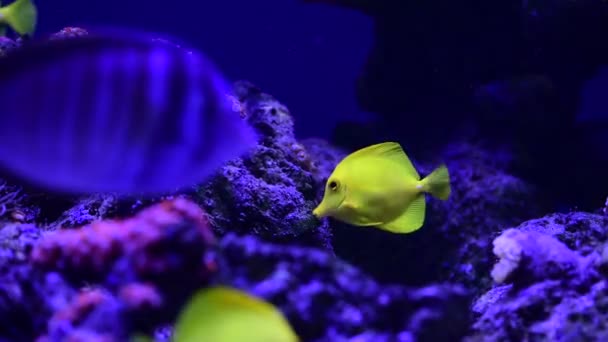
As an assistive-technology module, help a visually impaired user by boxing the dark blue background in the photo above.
[35,0,374,139]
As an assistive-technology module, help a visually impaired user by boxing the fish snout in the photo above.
[312,205,324,218]
[312,207,320,218]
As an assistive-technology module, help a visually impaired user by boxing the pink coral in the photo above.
[118,283,163,310]
[52,289,107,325]
[32,199,220,340]
[31,198,217,282]
[50,27,89,40]
[39,289,120,342]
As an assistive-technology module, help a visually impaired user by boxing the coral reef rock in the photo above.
[0,198,471,342]
[468,212,608,341]
[219,233,472,342]
[195,81,330,248]
[31,199,218,341]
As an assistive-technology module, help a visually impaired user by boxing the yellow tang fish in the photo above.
[172,286,300,342]
[312,142,450,233]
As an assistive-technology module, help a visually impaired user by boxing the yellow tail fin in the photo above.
[422,164,451,200]
[0,0,37,36]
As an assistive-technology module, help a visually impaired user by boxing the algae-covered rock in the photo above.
[219,233,472,342]
[468,212,608,341]
[195,81,331,248]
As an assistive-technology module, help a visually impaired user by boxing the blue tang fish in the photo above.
[0,30,257,195]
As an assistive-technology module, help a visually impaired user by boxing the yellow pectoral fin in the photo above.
[377,193,426,233]
[339,200,383,226]
[341,200,359,211]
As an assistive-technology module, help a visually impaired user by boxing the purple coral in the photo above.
[0,180,22,218]
[490,228,597,287]
[220,233,471,342]
[300,138,348,187]
[0,180,38,223]
[32,197,217,282]
[49,27,89,40]
[31,198,218,339]
[195,81,330,248]
[0,37,19,56]
[469,212,608,341]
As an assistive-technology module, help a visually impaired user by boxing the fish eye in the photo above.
[328,180,339,191]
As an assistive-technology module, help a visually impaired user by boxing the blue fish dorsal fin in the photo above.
[0,29,189,80]
[341,142,420,180]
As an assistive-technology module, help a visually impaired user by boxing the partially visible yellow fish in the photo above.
[172,286,299,342]
[0,0,37,36]
[312,142,450,233]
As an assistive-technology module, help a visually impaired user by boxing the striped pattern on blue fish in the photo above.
[0,31,257,195]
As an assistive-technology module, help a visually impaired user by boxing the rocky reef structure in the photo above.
[220,234,470,342]
[468,212,608,341]
[0,180,36,222]
[32,198,218,341]
[0,197,472,341]
[194,81,329,247]
[1,25,607,342]
[0,27,478,342]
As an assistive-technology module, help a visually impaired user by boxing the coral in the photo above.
[0,180,24,220]
[118,283,163,312]
[300,138,347,187]
[0,196,470,342]
[490,228,597,287]
[219,233,472,342]
[48,194,120,229]
[0,179,39,223]
[49,27,89,40]
[468,212,608,341]
[195,81,331,248]
[46,193,182,230]
[0,223,75,341]
[31,199,218,339]
[41,287,128,342]
[0,37,18,56]
[515,212,608,257]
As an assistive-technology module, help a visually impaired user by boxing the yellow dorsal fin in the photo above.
[377,193,426,233]
[173,286,299,342]
[341,142,420,180]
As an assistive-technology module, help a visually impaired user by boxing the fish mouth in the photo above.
[312,207,323,218]
[313,203,333,218]
[313,187,346,218]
